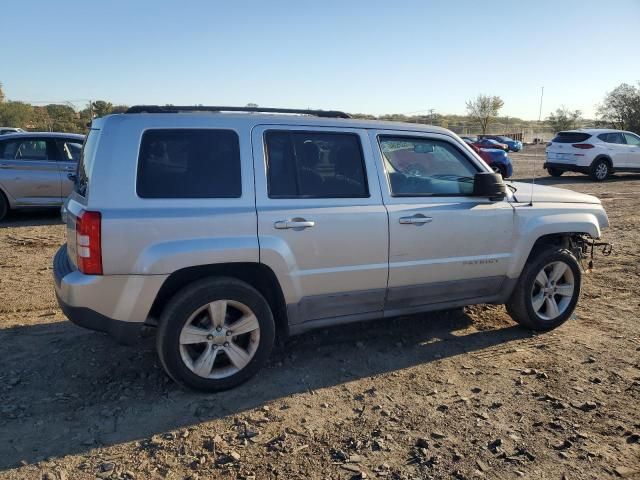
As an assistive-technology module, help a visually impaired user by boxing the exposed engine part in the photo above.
[569,234,613,272]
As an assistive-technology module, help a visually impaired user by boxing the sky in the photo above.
[2,0,639,120]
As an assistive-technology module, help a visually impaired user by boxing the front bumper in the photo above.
[53,246,165,344]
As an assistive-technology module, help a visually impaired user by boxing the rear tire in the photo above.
[506,247,581,331]
[547,167,563,177]
[589,158,610,182]
[156,277,275,392]
[0,192,8,221]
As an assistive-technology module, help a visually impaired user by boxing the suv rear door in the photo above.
[252,125,388,326]
[370,130,514,314]
[0,136,62,205]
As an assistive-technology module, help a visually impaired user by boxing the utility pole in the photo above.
[538,87,544,122]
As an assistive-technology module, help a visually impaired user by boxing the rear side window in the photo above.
[552,132,592,143]
[76,129,100,197]
[265,130,368,198]
[137,129,241,199]
[597,132,625,144]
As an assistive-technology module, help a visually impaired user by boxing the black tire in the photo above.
[589,158,610,182]
[0,191,8,221]
[156,277,275,392]
[547,167,563,177]
[506,247,581,331]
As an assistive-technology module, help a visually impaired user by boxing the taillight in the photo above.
[76,210,102,275]
[572,143,594,149]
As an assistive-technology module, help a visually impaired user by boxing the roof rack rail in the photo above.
[125,105,351,119]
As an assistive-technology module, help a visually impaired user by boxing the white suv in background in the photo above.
[544,129,640,181]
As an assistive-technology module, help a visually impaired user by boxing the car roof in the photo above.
[559,128,625,134]
[0,132,85,140]
[95,112,453,136]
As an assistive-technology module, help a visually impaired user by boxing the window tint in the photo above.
[552,132,592,143]
[1,139,51,160]
[137,129,241,199]
[265,131,368,198]
[623,133,640,146]
[379,136,478,196]
[57,140,83,162]
[76,129,100,197]
[597,132,625,144]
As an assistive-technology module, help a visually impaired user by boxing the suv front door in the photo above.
[622,132,640,169]
[252,125,389,326]
[370,130,514,315]
[0,137,62,206]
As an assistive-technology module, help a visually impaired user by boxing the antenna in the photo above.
[531,86,545,206]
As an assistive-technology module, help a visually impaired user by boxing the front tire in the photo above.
[547,167,563,177]
[589,158,610,181]
[0,192,8,221]
[156,277,275,392]
[506,247,581,331]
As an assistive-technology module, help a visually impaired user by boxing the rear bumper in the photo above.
[53,245,166,343]
[543,162,590,174]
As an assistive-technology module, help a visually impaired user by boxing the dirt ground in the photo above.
[0,145,638,480]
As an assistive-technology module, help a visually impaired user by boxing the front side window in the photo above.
[379,136,478,196]
[265,130,368,198]
[137,129,241,199]
[623,133,640,146]
[1,139,50,160]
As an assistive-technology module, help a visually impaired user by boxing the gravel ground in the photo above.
[0,146,638,480]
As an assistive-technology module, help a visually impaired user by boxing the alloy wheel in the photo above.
[179,300,260,379]
[530,261,575,321]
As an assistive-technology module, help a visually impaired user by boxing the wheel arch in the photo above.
[591,154,613,169]
[149,262,289,342]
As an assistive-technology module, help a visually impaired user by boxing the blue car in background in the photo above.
[464,139,514,178]
[480,135,523,152]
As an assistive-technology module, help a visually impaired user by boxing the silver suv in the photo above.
[53,106,610,391]
[0,132,85,220]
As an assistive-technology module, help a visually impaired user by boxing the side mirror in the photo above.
[67,173,77,183]
[473,172,507,201]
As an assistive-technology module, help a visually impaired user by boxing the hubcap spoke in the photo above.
[535,269,549,287]
[545,297,560,318]
[208,300,227,328]
[193,345,218,377]
[225,343,251,370]
[532,292,545,312]
[229,313,260,336]
[555,284,574,297]
[549,262,568,283]
[180,325,211,345]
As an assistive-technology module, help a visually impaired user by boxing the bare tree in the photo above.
[465,95,504,134]
[546,107,582,133]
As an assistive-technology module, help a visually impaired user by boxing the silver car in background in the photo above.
[0,132,85,220]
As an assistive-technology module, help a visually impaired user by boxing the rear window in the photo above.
[551,132,592,143]
[137,129,241,199]
[76,129,100,197]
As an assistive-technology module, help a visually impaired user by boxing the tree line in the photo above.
[0,81,638,136]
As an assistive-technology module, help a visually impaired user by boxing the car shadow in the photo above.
[0,209,62,228]
[512,173,640,186]
[0,310,535,469]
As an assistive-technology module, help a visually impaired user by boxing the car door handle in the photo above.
[399,215,433,225]
[63,166,76,171]
[0,163,9,169]
[274,219,315,230]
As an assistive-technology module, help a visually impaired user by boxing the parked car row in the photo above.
[461,136,514,178]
